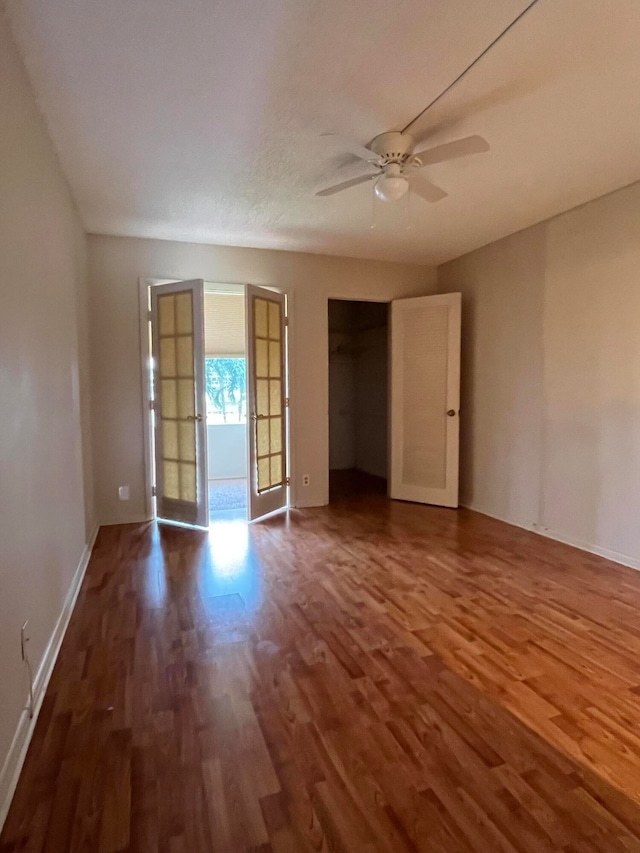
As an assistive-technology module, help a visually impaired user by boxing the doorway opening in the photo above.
[328,299,389,502]
[203,286,248,521]
[143,279,291,527]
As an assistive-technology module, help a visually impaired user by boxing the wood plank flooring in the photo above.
[4,492,640,851]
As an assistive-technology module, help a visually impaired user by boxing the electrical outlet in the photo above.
[302,474,310,487]
[118,485,130,501]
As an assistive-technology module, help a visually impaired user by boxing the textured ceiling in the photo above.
[5,0,640,264]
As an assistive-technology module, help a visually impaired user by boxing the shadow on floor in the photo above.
[329,468,387,502]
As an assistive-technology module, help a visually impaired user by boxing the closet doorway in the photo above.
[328,299,389,501]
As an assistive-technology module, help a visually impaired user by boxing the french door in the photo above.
[150,279,208,526]
[245,285,288,521]
[390,292,461,508]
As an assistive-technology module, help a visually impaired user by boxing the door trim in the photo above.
[139,277,156,521]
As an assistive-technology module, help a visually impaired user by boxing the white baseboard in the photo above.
[462,502,640,572]
[293,498,328,509]
[0,524,99,833]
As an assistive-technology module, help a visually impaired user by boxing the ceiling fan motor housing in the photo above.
[369,132,415,164]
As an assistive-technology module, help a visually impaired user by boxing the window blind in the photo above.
[204,292,245,356]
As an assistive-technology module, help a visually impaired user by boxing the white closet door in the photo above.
[390,292,461,508]
[151,279,208,527]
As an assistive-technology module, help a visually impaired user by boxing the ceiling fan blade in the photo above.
[315,172,377,197]
[410,176,448,203]
[411,135,490,168]
[321,133,379,163]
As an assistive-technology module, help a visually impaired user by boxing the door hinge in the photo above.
[147,310,152,322]
[284,316,289,326]
[149,399,156,411]
[151,485,157,497]
[285,397,290,408]
[285,477,291,486]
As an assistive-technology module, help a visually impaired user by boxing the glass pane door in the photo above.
[246,285,288,520]
[151,280,208,526]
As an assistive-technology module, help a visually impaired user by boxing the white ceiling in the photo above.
[5,0,640,264]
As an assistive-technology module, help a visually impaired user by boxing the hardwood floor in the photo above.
[4,493,640,851]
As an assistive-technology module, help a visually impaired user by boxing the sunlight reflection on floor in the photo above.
[142,523,168,608]
[204,518,263,611]
[207,520,249,578]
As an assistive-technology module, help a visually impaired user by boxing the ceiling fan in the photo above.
[315,131,490,203]
[311,0,545,206]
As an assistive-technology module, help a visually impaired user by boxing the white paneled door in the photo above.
[246,285,288,521]
[151,279,208,527]
[390,292,461,508]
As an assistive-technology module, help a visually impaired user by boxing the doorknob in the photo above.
[187,414,203,422]
[447,409,457,417]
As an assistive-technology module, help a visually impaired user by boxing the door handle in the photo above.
[447,409,457,417]
[187,414,203,422]
[250,413,267,421]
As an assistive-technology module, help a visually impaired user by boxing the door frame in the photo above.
[325,292,461,507]
[139,278,296,521]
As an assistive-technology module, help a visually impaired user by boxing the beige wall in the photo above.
[438,180,640,567]
[0,6,93,817]
[88,235,435,523]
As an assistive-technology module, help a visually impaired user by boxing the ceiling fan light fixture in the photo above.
[374,164,409,202]
[374,175,409,202]
[317,130,489,204]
